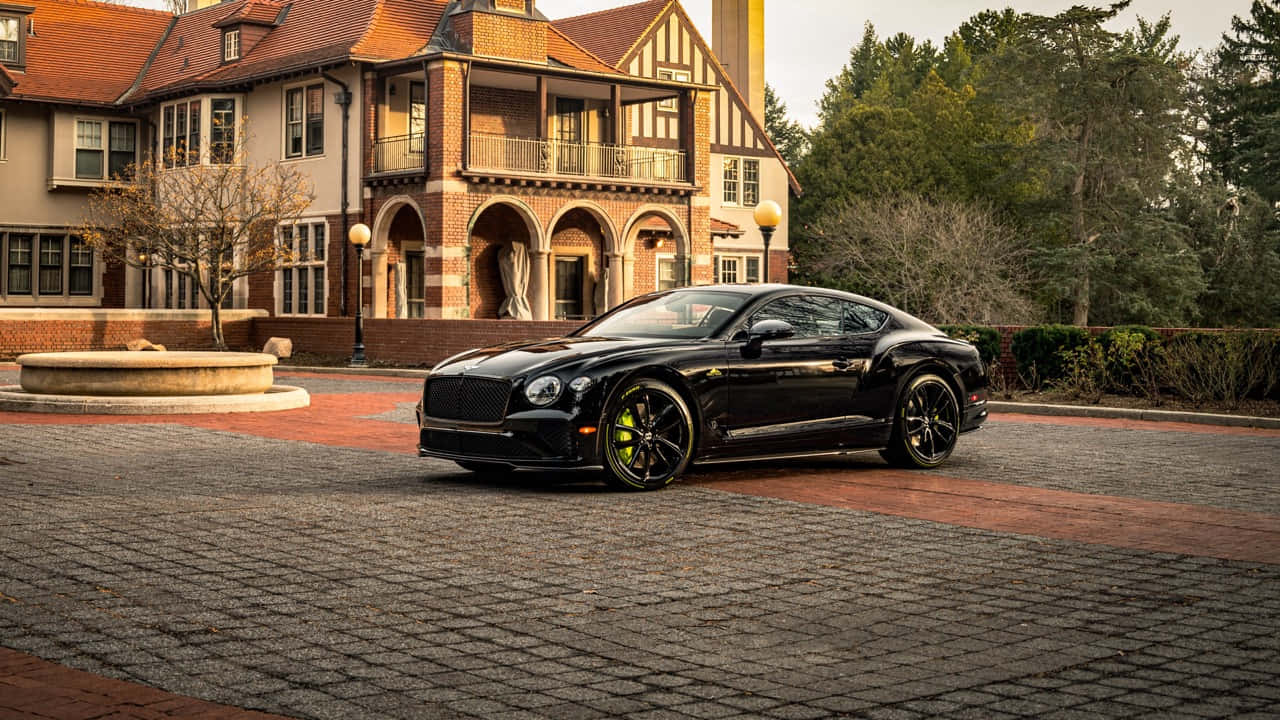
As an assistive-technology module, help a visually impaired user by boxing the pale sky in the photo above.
[133,0,1255,128]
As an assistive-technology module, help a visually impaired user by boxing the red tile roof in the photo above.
[551,0,669,68]
[9,0,173,106]
[350,0,447,61]
[0,65,15,95]
[711,217,744,236]
[212,0,286,28]
[546,26,619,75]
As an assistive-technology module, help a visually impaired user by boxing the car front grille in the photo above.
[425,376,511,422]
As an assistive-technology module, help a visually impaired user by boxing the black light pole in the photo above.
[349,223,371,366]
[138,252,150,308]
[753,200,782,283]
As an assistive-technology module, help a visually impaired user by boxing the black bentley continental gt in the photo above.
[417,284,988,490]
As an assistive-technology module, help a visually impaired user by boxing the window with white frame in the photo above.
[75,119,137,180]
[210,98,237,164]
[223,29,240,62]
[284,83,324,158]
[657,69,690,111]
[1,231,96,299]
[723,156,760,207]
[0,16,21,65]
[278,220,327,315]
[162,99,203,167]
[656,254,680,291]
[714,253,761,284]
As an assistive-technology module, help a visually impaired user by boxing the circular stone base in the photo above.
[0,385,310,415]
[17,351,278,397]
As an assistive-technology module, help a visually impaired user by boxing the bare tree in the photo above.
[81,138,314,350]
[799,193,1040,326]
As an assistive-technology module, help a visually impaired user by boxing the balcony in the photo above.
[468,134,688,186]
[371,133,424,175]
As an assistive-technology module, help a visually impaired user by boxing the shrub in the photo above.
[1098,329,1161,395]
[1011,325,1091,388]
[1158,331,1280,407]
[938,324,1002,365]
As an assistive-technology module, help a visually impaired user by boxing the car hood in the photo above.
[433,335,694,378]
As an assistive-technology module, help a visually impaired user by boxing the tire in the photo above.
[601,378,695,491]
[456,460,514,475]
[881,373,960,469]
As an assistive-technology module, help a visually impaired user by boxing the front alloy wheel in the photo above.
[602,378,694,491]
[882,373,960,469]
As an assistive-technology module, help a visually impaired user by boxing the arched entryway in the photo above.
[547,205,616,320]
[468,199,541,319]
[370,196,426,319]
[622,206,690,302]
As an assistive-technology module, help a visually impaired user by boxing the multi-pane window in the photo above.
[657,69,690,111]
[38,237,63,294]
[0,16,19,64]
[68,236,93,295]
[162,100,202,167]
[223,29,239,62]
[7,234,31,294]
[108,123,136,179]
[75,120,103,179]
[722,158,738,205]
[75,120,136,179]
[714,253,761,284]
[723,157,760,207]
[285,84,324,158]
[279,221,327,315]
[657,255,680,291]
[210,99,236,163]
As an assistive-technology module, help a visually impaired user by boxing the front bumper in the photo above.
[417,408,601,469]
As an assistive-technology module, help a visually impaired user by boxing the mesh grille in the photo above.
[425,376,511,422]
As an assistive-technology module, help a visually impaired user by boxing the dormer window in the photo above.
[1,15,23,66]
[223,28,240,62]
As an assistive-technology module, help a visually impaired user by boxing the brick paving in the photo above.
[0,368,1277,719]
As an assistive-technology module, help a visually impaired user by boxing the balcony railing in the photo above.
[372,134,424,174]
[469,134,688,184]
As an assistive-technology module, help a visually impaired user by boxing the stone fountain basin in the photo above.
[18,351,277,397]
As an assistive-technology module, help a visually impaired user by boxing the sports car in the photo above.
[416,284,988,490]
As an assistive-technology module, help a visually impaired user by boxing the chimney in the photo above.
[450,0,547,62]
[712,0,765,122]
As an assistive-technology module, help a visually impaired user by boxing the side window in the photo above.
[841,300,888,334]
[749,295,845,338]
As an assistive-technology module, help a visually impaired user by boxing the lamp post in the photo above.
[138,251,149,308]
[753,200,782,283]
[349,223,371,367]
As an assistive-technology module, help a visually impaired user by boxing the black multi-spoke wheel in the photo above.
[602,378,694,491]
[881,373,960,469]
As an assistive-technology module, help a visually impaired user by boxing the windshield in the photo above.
[575,290,750,339]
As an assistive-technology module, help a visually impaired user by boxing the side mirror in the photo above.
[748,319,795,342]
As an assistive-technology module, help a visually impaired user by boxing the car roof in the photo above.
[666,283,937,332]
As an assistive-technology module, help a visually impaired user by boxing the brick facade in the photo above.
[470,87,539,138]
[453,10,547,63]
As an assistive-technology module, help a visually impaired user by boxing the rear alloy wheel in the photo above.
[881,373,960,469]
[602,378,694,491]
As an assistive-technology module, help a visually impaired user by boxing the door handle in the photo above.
[832,358,853,370]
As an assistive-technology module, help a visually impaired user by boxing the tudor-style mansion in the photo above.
[0,0,797,321]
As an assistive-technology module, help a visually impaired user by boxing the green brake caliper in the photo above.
[615,407,637,464]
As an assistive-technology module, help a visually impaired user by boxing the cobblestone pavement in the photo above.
[0,369,1277,719]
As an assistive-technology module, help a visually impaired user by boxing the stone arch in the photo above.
[546,201,619,255]
[620,205,691,303]
[467,197,545,320]
[369,195,427,319]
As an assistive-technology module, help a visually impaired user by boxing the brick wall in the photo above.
[471,87,538,138]
[453,10,547,63]
[0,311,261,359]
[252,317,581,366]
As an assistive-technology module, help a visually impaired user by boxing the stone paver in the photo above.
[0,369,1276,719]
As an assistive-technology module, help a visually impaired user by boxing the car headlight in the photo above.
[525,375,563,406]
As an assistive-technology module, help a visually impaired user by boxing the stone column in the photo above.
[530,249,550,321]
[607,252,626,310]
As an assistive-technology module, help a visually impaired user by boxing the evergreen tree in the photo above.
[763,84,808,167]
[1206,1,1280,203]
